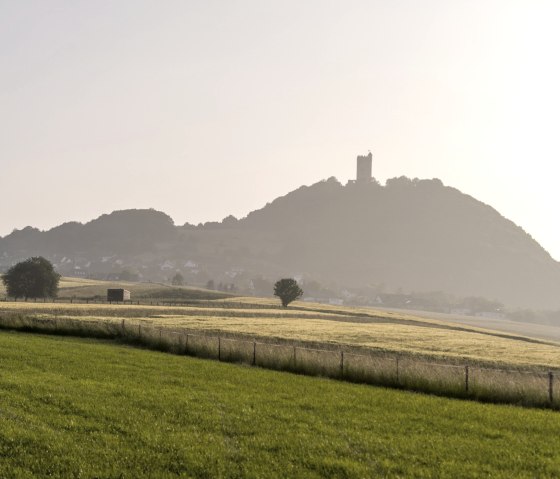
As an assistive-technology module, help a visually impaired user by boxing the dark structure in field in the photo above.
[356,151,373,183]
[107,289,131,302]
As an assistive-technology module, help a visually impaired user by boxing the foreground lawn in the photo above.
[0,331,559,478]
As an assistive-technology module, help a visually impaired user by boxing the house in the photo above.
[107,289,131,302]
[160,260,175,271]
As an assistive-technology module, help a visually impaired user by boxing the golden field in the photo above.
[1,298,559,369]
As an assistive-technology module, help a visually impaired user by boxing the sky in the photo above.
[1,1,560,257]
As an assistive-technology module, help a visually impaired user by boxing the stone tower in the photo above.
[356,151,372,183]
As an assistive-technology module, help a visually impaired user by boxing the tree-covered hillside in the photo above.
[1,177,559,309]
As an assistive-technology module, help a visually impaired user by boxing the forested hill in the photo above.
[236,176,560,308]
[1,176,559,309]
[0,209,177,257]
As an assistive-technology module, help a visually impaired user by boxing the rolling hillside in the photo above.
[2,176,559,309]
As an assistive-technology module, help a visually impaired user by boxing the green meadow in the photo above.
[0,330,559,478]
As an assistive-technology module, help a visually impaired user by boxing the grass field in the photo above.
[2,279,560,408]
[3,278,559,367]
[0,330,559,478]
[0,277,232,301]
[1,300,559,369]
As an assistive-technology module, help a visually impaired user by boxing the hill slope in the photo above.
[234,177,560,308]
[1,177,559,309]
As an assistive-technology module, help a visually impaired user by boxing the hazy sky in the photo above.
[2,1,560,257]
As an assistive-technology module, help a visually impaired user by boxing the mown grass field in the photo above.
[1,330,560,478]
[1,300,559,369]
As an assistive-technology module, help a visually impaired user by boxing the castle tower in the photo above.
[356,151,372,183]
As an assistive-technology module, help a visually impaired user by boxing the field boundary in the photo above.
[4,297,558,349]
[0,313,558,409]
[0,296,277,309]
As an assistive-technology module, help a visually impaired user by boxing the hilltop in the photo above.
[1,176,559,309]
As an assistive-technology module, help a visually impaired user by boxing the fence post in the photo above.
[218,337,221,361]
[340,351,344,378]
[395,357,400,384]
[138,324,141,339]
[549,371,554,403]
[252,341,256,366]
[465,365,469,393]
[121,319,125,336]
[293,346,297,369]
[185,334,189,354]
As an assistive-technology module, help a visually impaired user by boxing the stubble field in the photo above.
[1,299,559,369]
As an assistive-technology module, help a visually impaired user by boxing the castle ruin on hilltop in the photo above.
[348,151,373,184]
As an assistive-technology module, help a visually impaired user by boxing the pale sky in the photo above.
[2,1,560,258]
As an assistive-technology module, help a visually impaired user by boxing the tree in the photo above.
[171,272,184,286]
[273,278,303,307]
[2,257,60,300]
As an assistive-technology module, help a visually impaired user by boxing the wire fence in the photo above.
[0,314,557,408]
[0,296,283,310]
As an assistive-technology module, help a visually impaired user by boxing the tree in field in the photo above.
[171,272,184,286]
[273,278,303,307]
[2,257,60,300]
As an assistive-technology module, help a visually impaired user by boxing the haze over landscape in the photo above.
[4,3,560,477]
[2,1,560,258]
[0,175,557,309]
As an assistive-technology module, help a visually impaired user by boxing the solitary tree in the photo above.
[2,257,60,300]
[171,272,184,286]
[273,278,303,307]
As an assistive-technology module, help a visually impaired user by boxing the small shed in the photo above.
[107,289,131,302]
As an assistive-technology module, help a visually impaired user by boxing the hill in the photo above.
[1,177,559,309]
[234,176,560,309]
